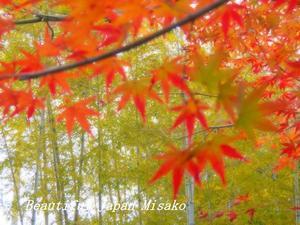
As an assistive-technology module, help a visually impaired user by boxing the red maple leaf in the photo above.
[18,50,44,73]
[113,79,161,122]
[93,24,125,47]
[150,58,190,102]
[40,72,74,95]
[0,16,14,37]
[221,4,244,36]
[233,194,250,206]
[213,211,225,218]
[91,58,127,91]
[171,97,208,144]
[227,211,238,222]
[150,134,245,198]
[57,97,99,135]
[246,208,256,221]
[198,210,208,219]
[0,88,43,119]
[149,145,201,198]
[195,135,245,184]
[35,28,62,57]
[273,0,298,12]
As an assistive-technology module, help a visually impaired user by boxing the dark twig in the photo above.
[175,124,234,140]
[14,13,66,25]
[1,0,229,80]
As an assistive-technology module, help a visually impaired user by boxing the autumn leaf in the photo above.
[233,194,250,206]
[198,210,209,219]
[0,88,43,119]
[35,28,62,57]
[150,134,245,198]
[221,4,244,36]
[171,97,208,144]
[213,211,225,219]
[40,72,74,95]
[189,51,233,94]
[57,97,99,135]
[149,145,201,198]
[246,208,256,221]
[151,58,190,102]
[0,16,14,37]
[113,79,161,122]
[18,50,44,73]
[195,134,245,184]
[273,0,298,12]
[216,75,238,120]
[274,155,296,171]
[236,87,281,138]
[91,58,127,91]
[227,211,238,222]
[93,24,125,47]
[15,91,44,119]
[280,129,300,158]
[274,129,300,171]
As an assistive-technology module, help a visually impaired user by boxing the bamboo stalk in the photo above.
[47,99,67,225]
[1,128,24,225]
[74,133,85,224]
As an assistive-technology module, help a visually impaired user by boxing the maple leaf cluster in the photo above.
[198,194,255,223]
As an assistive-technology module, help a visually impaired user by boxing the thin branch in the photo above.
[14,13,66,25]
[156,92,218,97]
[1,0,229,80]
[175,124,234,140]
[193,92,218,98]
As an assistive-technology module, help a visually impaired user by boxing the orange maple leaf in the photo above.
[221,4,244,36]
[0,16,14,37]
[171,98,208,144]
[273,0,298,12]
[91,58,127,91]
[40,72,74,95]
[35,28,62,57]
[57,97,99,135]
[195,135,245,184]
[227,211,238,222]
[233,194,250,206]
[0,88,43,119]
[18,50,44,73]
[246,208,256,221]
[149,145,201,198]
[151,58,190,102]
[113,79,162,122]
[150,134,245,198]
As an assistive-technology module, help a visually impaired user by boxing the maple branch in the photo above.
[1,0,229,80]
[14,13,66,25]
[157,92,218,97]
[175,124,234,140]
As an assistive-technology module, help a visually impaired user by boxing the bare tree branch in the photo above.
[175,124,234,140]
[15,13,66,25]
[0,0,229,81]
